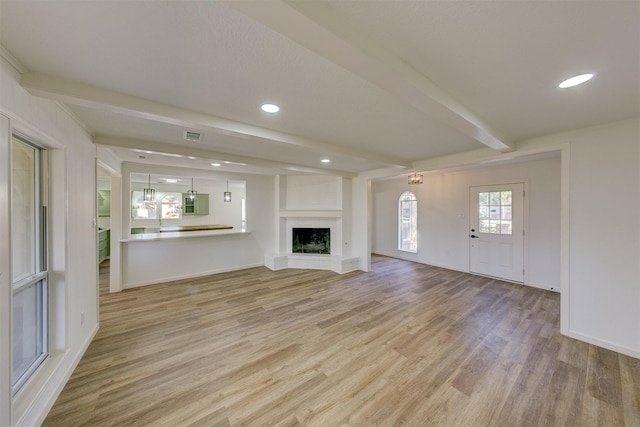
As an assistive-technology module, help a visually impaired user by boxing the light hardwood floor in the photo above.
[44,256,640,426]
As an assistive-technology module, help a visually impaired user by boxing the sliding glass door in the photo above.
[11,135,48,393]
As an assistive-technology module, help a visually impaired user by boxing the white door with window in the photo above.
[469,183,524,283]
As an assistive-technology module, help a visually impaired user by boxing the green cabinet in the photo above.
[98,190,111,217]
[98,229,110,263]
[182,193,209,215]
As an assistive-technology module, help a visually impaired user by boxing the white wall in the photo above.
[283,175,342,210]
[563,120,640,356]
[372,156,562,290]
[1,56,99,426]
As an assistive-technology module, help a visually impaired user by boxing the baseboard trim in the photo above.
[372,252,560,292]
[565,329,640,360]
[123,263,264,289]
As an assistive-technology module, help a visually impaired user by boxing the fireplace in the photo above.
[292,228,330,254]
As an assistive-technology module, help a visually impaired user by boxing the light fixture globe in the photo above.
[143,174,156,201]
[187,178,197,202]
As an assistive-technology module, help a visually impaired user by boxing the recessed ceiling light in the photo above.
[321,159,331,163]
[261,103,280,113]
[558,73,594,89]
[211,163,221,167]
[165,178,178,183]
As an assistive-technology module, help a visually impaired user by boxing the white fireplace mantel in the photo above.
[266,175,359,274]
[279,209,342,218]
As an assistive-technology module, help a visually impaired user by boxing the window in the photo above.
[160,194,181,219]
[132,191,183,220]
[398,192,417,252]
[478,190,513,235]
[11,135,48,393]
[131,191,157,220]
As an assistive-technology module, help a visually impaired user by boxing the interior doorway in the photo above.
[97,162,122,293]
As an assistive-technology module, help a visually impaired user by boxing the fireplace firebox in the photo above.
[292,228,330,254]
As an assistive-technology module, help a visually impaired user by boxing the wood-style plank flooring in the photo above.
[44,256,640,426]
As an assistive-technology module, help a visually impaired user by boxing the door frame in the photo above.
[468,180,529,284]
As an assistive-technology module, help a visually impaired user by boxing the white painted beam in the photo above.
[228,1,514,153]
[20,72,411,169]
[94,136,356,177]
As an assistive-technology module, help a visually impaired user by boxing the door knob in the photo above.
[470,235,479,238]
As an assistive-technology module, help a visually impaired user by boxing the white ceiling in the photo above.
[1,1,638,177]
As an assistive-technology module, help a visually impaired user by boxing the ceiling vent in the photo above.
[184,130,202,142]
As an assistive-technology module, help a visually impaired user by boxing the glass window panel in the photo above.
[161,194,181,219]
[12,141,36,283]
[479,206,490,219]
[500,221,513,235]
[132,192,157,219]
[398,192,417,252]
[489,206,501,220]
[13,281,45,386]
[11,136,47,394]
[501,191,512,205]
[478,189,515,235]
[501,206,512,220]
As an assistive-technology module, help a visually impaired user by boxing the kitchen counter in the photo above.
[123,227,246,242]
[159,224,233,232]
[120,228,259,288]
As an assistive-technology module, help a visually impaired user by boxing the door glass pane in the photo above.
[12,141,36,282]
[490,191,501,205]
[501,191,512,205]
[478,190,513,235]
[501,206,512,220]
[489,206,501,219]
[479,192,489,205]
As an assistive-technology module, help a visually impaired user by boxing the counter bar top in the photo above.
[123,226,247,242]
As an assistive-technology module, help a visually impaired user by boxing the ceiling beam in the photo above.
[94,136,356,177]
[20,72,411,169]
[228,1,514,153]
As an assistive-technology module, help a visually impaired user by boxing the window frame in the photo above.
[11,134,49,395]
[398,191,418,253]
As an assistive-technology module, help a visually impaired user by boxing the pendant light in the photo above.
[408,173,423,185]
[224,180,231,202]
[187,178,197,201]
[143,174,155,201]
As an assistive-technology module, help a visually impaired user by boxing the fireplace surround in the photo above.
[292,228,330,254]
